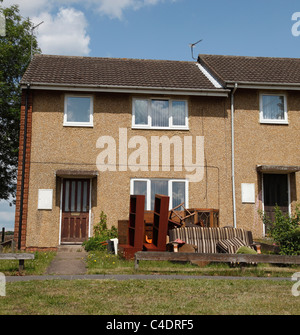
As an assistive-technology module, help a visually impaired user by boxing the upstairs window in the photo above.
[64,95,93,127]
[260,94,288,124]
[132,98,188,129]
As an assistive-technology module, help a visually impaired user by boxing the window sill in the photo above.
[260,120,289,125]
[132,126,189,131]
[63,123,94,128]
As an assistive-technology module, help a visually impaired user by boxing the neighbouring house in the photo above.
[14,53,300,250]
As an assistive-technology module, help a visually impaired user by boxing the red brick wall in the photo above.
[14,89,33,250]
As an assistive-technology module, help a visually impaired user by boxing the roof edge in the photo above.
[20,82,230,97]
[197,55,227,88]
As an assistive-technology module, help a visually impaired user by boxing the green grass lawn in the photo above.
[1,278,299,315]
[86,251,300,278]
[0,251,56,275]
[0,250,299,315]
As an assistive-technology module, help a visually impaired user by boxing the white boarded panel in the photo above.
[241,183,255,203]
[38,189,53,210]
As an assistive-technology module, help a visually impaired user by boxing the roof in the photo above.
[198,54,300,87]
[21,54,227,95]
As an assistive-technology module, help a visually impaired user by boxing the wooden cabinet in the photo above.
[128,195,145,249]
[144,194,169,251]
[118,195,145,259]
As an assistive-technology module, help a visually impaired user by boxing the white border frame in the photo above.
[132,98,189,130]
[63,94,94,127]
[259,93,288,124]
[130,178,189,210]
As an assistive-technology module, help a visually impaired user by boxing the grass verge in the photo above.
[0,251,56,275]
[86,251,300,278]
[0,278,298,315]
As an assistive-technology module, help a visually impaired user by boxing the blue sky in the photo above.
[1,0,300,231]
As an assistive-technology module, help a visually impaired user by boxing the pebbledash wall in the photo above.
[14,88,300,250]
[233,89,300,236]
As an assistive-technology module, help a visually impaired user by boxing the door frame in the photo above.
[261,173,291,236]
[59,177,92,245]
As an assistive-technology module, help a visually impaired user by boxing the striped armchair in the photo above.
[168,226,257,254]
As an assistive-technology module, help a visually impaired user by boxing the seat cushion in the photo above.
[197,239,217,253]
[216,237,246,253]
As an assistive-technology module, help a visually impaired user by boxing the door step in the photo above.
[58,244,86,253]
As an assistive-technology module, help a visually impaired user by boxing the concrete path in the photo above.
[45,245,87,275]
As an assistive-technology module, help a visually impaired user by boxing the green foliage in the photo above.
[260,205,300,256]
[82,212,118,252]
[236,246,257,255]
[0,4,41,202]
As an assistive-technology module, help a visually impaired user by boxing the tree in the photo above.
[0,3,40,203]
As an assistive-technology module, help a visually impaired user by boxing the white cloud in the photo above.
[32,7,90,56]
[3,0,172,20]
[94,0,169,19]
[2,0,174,56]
[2,0,51,17]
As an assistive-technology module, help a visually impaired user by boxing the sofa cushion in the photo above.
[197,239,217,253]
[216,237,246,253]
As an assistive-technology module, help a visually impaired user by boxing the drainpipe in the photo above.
[231,83,238,228]
[18,84,30,250]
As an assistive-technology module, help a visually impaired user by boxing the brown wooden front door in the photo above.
[263,173,289,233]
[61,179,90,243]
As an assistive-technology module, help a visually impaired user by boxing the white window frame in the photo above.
[64,94,94,127]
[132,98,189,130]
[130,178,189,210]
[259,93,288,124]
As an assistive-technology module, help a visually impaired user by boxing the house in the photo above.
[14,54,300,250]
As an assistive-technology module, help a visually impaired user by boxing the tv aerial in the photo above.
[189,39,203,60]
[31,21,44,59]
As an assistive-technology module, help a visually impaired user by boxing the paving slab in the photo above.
[45,245,87,275]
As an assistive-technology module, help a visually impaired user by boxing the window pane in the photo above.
[66,97,91,123]
[151,100,169,127]
[134,99,148,125]
[82,181,88,212]
[64,181,70,211]
[151,180,168,210]
[77,181,82,212]
[172,101,186,126]
[262,95,285,120]
[71,181,76,212]
[172,181,185,210]
[133,180,148,210]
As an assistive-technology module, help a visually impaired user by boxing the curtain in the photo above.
[151,100,169,127]
[134,99,148,125]
[133,180,148,210]
[172,181,185,210]
[172,101,186,126]
[262,95,284,120]
[150,180,169,210]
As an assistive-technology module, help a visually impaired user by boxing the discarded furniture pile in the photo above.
[118,194,170,260]
[118,194,259,260]
[168,226,260,254]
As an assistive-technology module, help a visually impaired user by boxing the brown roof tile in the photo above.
[199,54,300,85]
[21,54,220,91]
